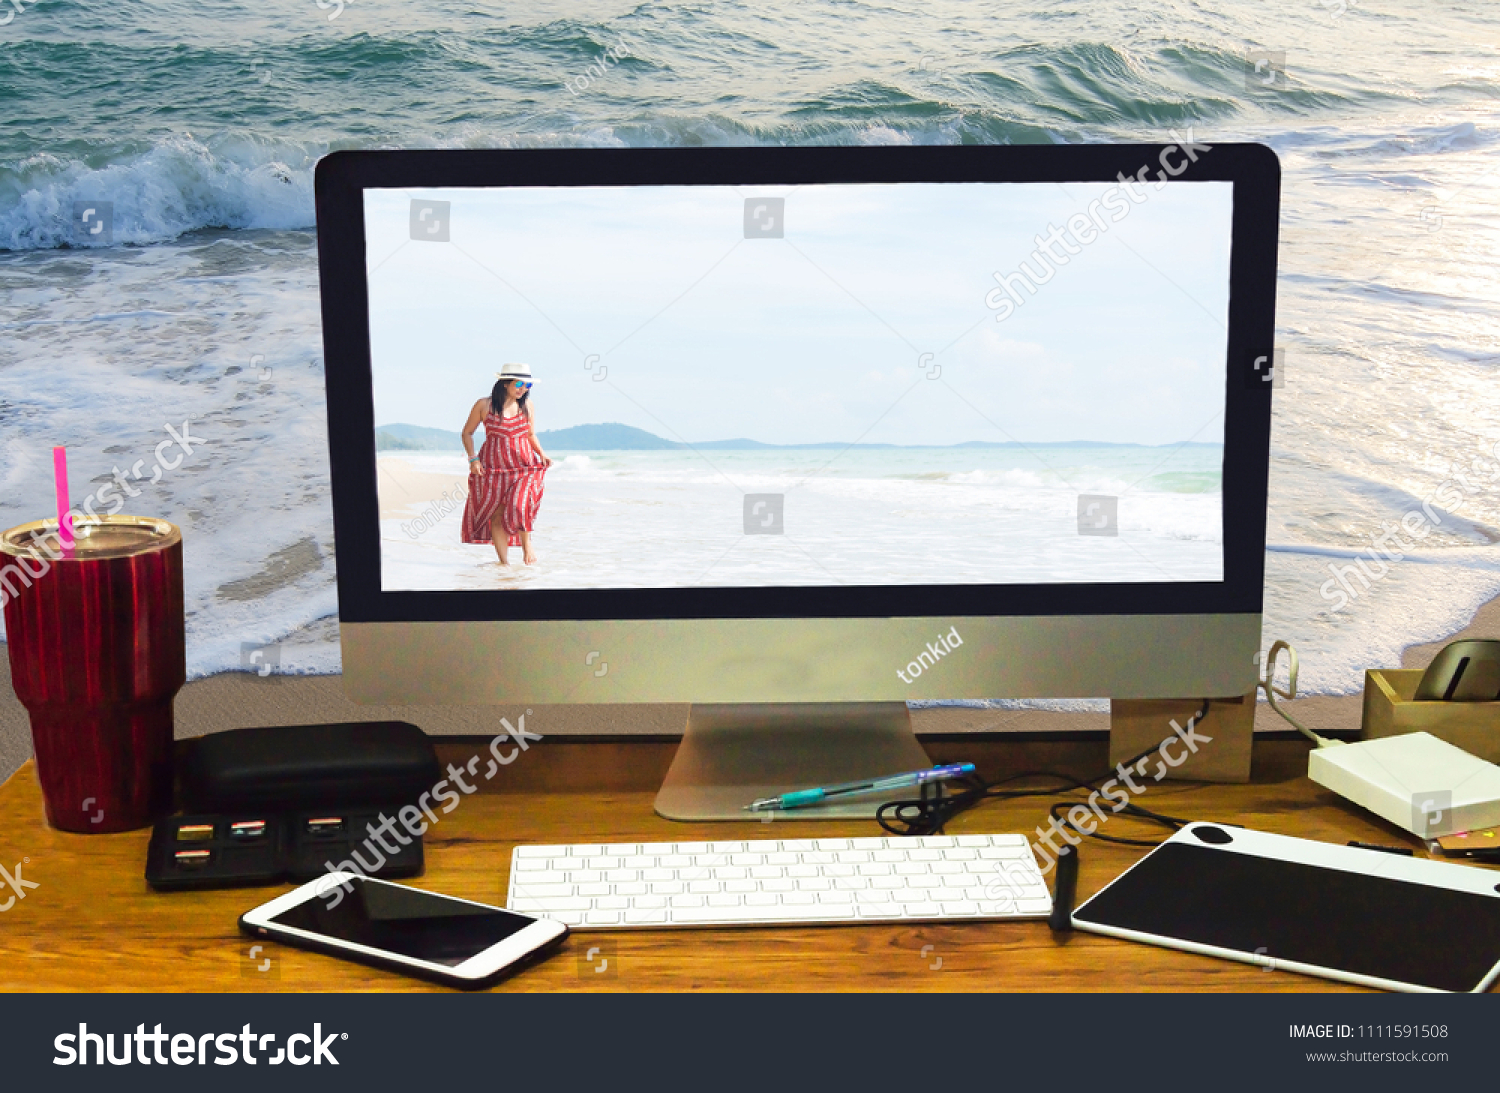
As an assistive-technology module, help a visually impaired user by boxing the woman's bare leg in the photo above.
[489,510,509,565]
[520,529,537,565]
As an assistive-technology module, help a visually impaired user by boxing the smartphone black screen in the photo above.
[271,877,536,966]
[1074,843,1500,992]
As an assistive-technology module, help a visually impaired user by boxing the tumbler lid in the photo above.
[0,515,181,562]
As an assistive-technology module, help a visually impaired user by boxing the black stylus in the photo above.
[1049,843,1078,931]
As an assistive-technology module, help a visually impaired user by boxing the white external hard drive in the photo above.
[1307,732,1500,837]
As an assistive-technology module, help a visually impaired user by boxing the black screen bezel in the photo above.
[315,144,1279,624]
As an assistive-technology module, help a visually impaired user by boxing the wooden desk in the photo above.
[2,736,1493,992]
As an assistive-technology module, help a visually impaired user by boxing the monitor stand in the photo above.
[654,702,934,821]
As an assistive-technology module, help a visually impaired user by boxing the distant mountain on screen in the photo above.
[374,423,464,450]
[374,421,1223,452]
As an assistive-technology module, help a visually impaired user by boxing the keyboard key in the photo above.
[553,857,586,871]
[568,870,604,884]
[814,838,848,851]
[652,881,687,895]
[908,850,940,862]
[744,892,778,906]
[615,882,648,896]
[515,859,550,871]
[836,851,871,864]
[625,908,668,924]
[784,865,817,878]
[940,901,978,916]
[672,903,842,924]
[705,841,743,854]
[857,863,891,876]
[904,901,942,918]
[730,854,763,866]
[660,855,695,868]
[510,882,573,899]
[765,852,799,865]
[744,840,780,852]
[780,840,816,851]
[922,836,956,848]
[642,868,675,881]
[834,877,867,890]
[800,851,835,864]
[857,905,902,918]
[707,894,740,907]
[596,896,629,910]
[795,878,831,891]
[512,896,591,912]
[782,892,815,906]
[624,856,657,870]
[855,890,890,903]
[669,895,704,908]
[515,846,552,858]
[585,911,620,925]
[640,843,674,854]
[603,844,638,855]
[872,850,905,862]
[686,881,718,894]
[762,878,794,892]
[674,843,710,854]
[870,876,904,890]
[848,838,886,850]
[712,866,748,881]
[955,836,991,847]
[930,862,964,875]
[941,848,977,861]
[606,870,639,883]
[633,895,667,909]
[577,883,611,897]
[568,844,604,856]
[753,865,788,879]
[724,880,757,893]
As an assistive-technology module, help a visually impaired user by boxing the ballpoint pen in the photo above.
[744,763,976,812]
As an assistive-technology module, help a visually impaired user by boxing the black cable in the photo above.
[876,700,1211,849]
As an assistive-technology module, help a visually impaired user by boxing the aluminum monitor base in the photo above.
[654,702,934,821]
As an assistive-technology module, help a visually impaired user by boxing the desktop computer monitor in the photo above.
[314,144,1279,819]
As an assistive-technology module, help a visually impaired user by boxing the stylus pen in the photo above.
[744,763,976,812]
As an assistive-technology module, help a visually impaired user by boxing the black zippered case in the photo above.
[181,721,441,813]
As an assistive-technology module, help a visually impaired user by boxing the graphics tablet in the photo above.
[1072,823,1500,993]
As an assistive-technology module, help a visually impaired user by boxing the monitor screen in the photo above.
[363,180,1232,594]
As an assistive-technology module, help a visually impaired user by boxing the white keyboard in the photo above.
[505,834,1051,928]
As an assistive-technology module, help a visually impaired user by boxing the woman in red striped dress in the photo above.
[460,362,552,565]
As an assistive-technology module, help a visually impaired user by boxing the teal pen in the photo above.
[745,763,976,812]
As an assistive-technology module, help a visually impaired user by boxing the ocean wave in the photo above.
[0,133,320,251]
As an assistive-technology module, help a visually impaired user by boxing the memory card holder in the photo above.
[145,809,424,891]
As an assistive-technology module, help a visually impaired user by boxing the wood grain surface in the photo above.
[1,737,1494,993]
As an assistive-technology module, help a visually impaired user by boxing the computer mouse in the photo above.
[1414,639,1500,702]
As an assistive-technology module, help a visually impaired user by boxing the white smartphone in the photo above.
[240,872,568,989]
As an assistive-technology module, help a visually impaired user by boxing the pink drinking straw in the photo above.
[53,445,74,553]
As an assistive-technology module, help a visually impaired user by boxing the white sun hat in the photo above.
[496,362,533,382]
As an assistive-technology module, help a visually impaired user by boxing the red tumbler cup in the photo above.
[1,515,185,832]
